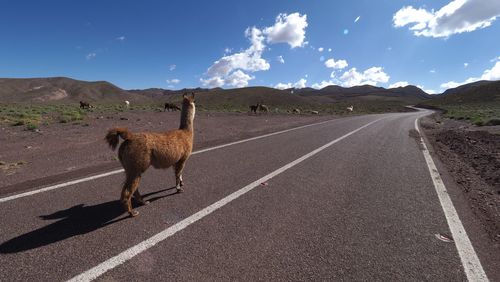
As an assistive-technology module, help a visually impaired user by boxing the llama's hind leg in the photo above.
[121,175,142,217]
[133,189,149,205]
[174,159,187,192]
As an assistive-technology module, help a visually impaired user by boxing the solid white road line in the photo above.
[67,118,383,282]
[0,118,338,203]
[415,118,488,282]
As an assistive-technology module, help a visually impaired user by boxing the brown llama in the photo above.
[105,93,196,217]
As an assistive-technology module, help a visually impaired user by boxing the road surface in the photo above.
[0,111,495,281]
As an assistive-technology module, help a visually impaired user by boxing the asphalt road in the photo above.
[0,111,495,281]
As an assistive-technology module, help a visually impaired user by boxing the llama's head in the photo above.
[182,92,196,120]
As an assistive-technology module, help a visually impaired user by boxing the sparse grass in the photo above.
[25,122,38,131]
[435,104,500,126]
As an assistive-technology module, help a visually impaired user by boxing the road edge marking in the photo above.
[67,118,383,282]
[415,118,488,282]
[0,118,338,203]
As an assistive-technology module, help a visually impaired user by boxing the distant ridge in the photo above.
[0,77,148,103]
[422,80,500,105]
[0,76,439,107]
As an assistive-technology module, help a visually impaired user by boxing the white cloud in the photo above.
[318,47,324,52]
[389,81,410,88]
[325,58,348,69]
[86,53,96,60]
[328,48,332,52]
[312,80,336,89]
[116,36,125,41]
[166,78,180,84]
[440,78,476,89]
[275,82,292,89]
[480,60,500,80]
[224,70,254,88]
[202,12,309,88]
[339,67,390,87]
[464,62,469,68]
[354,16,361,23]
[200,76,224,88]
[393,0,500,38]
[440,60,500,89]
[277,55,285,64]
[169,64,176,71]
[263,13,308,48]
[275,78,307,89]
[224,47,232,54]
[295,78,307,88]
[430,69,436,73]
[202,27,269,88]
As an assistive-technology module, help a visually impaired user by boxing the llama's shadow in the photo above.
[0,187,177,254]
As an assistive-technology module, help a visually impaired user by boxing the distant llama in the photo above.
[124,100,130,109]
[346,105,354,112]
[79,101,91,109]
[106,93,196,217]
[164,102,181,112]
[258,103,269,113]
[292,108,301,114]
[249,104,259,114]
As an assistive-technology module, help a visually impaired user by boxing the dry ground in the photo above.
[420,114,500,242]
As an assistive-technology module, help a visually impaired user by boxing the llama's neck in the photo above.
[179,104,195,132]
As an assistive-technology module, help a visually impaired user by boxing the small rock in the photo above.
[120,117,129,120]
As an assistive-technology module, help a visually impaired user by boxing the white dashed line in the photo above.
[0,118,338,203]
[67,118,383,282]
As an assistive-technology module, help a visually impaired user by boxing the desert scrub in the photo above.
[442,104,500,126]
[25,122,38,131]
[58,110,85,123]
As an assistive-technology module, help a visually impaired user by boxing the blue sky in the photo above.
[1,0,499,93]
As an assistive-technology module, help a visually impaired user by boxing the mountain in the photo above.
[422,80,500,106]
[296,84,432,102]
[0,77,433,107]
[0,77,150,103]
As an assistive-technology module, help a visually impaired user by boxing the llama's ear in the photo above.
[183,93,187,98]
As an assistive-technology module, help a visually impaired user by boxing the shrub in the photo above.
[26,123,38,131]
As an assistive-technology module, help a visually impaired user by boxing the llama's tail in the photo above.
[105,127,133,150]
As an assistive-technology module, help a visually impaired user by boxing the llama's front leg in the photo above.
[174,160,186,192]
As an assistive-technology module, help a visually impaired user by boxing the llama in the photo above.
[292,108,301,114]
[310,110,319,115]
[164,102,181,112]
[79,101,91,109]
[124,100,130,109]
[346,105,354,112]
[106,93,196,217]
[258,104,269,113]
[249,104,259,114]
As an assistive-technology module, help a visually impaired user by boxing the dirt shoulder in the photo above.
[0,111,334,193]
[420,113,500,242]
